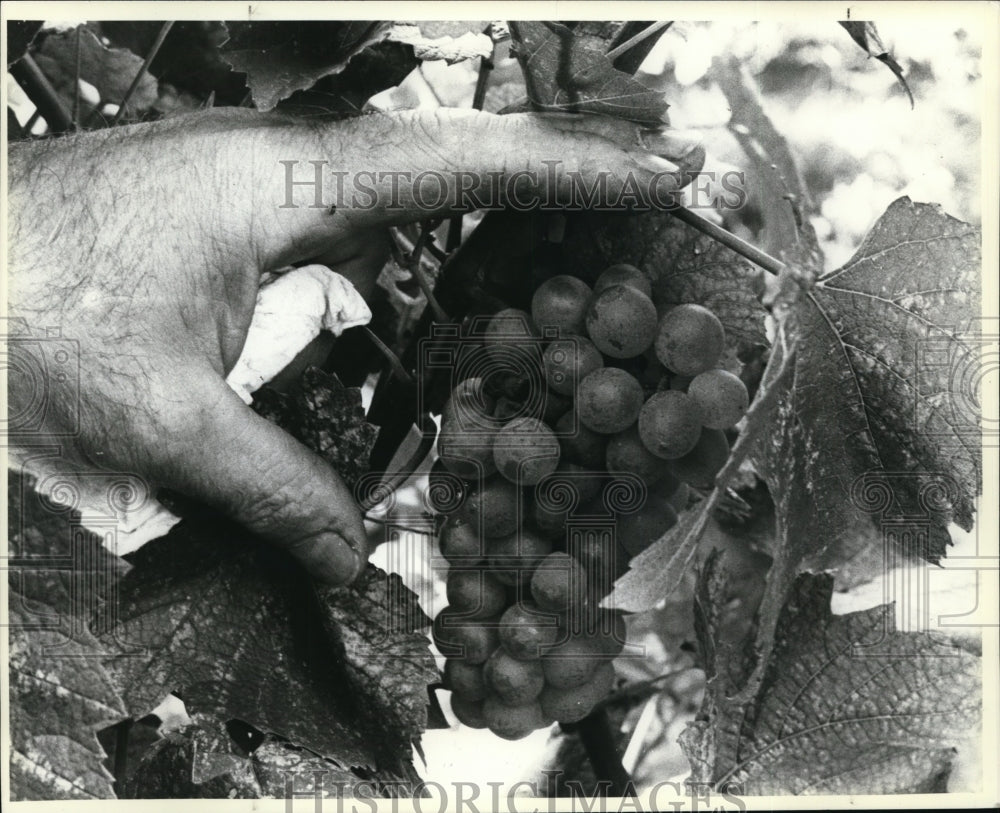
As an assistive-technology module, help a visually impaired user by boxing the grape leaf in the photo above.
[97,516,436,781]
[710,55,815,262]
[839,21,914,109]
[252,367,380,489]
[560,210,769,358]
[32,26,159,117]
[680,558,980,794]
[221,21,392,111]
[123,718,368,799]
[728,197,983,704]
[508,21,668,125]
[605,343,791,613]
[758,198,981,573]
[7,471,128,800]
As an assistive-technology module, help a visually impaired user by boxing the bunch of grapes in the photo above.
[427,264,747,740]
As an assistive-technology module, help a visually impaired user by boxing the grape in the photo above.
[446,569,508,618]
[654,304,725,376]
[668,428,730,488]
[484,307,537,348]
[438,427,498,480]
[543,337,603,396]
[427,459,468,515]
[593,264,652,298]
[617,494,678,557]
[540,635,602,689]
[484,649,545,703]
[432,608,499,663]
[539,661,616,723]
[531,275,593,335]
[687,369,749,429]
[442,377,496,429]
[457,477,521,538]
[570,532,627,598]
[493,417,560,486]
[444,658,487,701]
[451,694,488,728]
[544,462,603,506]
[555,411,607,468]
[483,696,552,740]
[605,425,673,486]
[487,528,553,585]
[585,285,658,358]
[531,552,587,612]
[492,396,523,422]
[498,602,560,660]
[438,390,500,480]
[531,496,568,540]
[578,368,644,434]
[637,391,704,459]
[439,515,485,564]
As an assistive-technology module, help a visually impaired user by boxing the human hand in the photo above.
[6,107,698,584]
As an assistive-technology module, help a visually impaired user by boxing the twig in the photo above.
[362,327,414,387]
[110,21,173,125]
[10,54,73,133]
[597,666,699,709]
[363,515,433,536]
[669,205,786,275]
[605,21,672,62]
[391,225,449,322]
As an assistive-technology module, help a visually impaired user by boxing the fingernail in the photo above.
[299,533,364,586]
[640,128,704,161]
[634,152,679,175]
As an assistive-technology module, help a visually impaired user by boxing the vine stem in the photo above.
[110,21,174,125]
[10,54,73,133]
[390,225,449,323]
[669,205,785,275]
[605,21,672,62]
[359,413,437,513]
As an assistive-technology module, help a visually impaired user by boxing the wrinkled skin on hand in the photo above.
[6,107,695,584]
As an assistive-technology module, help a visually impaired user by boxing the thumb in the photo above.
[242,108,701,264]
[133,366,368,585]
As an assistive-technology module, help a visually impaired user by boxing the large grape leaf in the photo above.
[680,558,980,794]
[221,21,392,110]
[7,471,129,800]
[508,22,668,125]
[728,197,983,703]
[97,518,435,782]
[95,365,431,787]
[560,210,769,350]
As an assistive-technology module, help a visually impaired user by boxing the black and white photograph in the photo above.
[2,3,997,809]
